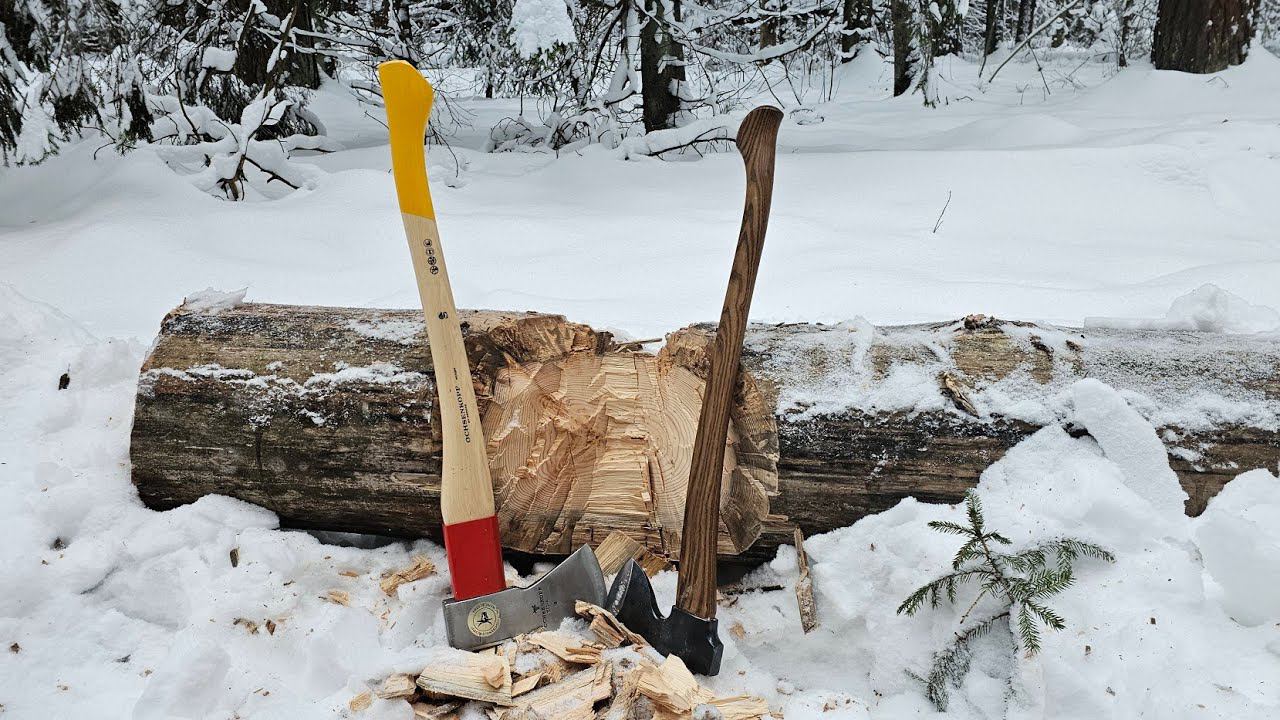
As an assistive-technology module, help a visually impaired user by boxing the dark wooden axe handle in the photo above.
[676,106,784,619]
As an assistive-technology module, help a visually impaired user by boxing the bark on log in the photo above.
[130,303,1280,563]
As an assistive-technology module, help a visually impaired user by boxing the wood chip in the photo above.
[339,570,360,578]
[375,673,418,699]
[704,695,770,720]
[410,701,461,720]
[575,601,648,648]
[417,651,513,705]
[594,531,670,577]
[324,590,350,606]
[348,691,372,712]
[637,655,712,715]
[528,631,604,665]
[511,672,542,697]
[380,556,437,595]
[793,528,817,634]
[493,663,613,720]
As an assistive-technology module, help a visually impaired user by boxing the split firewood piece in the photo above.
[416,651,514,705]
[793,528,817,634]
[380,556,437,595]
[376,673,418,699]
[528,631,604,665]
[575,601,648,648]
[348,691,372,712]
[600,659,650,720]
[704,695,770,720]
[410,700,461,720]
[511,672,542,697]
[493,663,613,720]
[595,531,671,577]
[513,642,578,685]
[636,655,713,716]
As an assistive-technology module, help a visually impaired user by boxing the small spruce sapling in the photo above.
[897,490,1115,711]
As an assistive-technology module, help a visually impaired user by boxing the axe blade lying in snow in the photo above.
[442,545,606,651]
[605,558,724,675]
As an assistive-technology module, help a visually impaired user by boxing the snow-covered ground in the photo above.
[2,53,1279,718]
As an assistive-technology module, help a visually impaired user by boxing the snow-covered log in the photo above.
[130,303,1280,562]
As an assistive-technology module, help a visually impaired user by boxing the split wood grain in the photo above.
[416,652,513,705]
[575,601,648,648]
[376,673,418,699]
[491,664,612,720]
[527,631,604,665]
[793,528,817,633]
[595,531,670,577]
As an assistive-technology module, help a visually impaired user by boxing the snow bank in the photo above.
[1193,469,1280,627]
[1086,284,1280,334]
[719,417,1279,718]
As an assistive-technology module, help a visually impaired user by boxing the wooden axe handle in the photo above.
[676,106,784,618]
[379,61,503,600]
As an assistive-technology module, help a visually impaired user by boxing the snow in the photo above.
[510,0,576,58]
[182,287,247,314]
[1193,468,1280,627]
[2,52,1280,718]
[346,317,425,344]
[1086,283,1280,334]
[1069,378,1189,517]
[200,47,237,72]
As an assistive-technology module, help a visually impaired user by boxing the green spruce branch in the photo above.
[897,490,1115,710]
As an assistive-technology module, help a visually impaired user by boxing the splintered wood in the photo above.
[528,632,604,664]
[367,607,768,719]
[380,556,436,595]
[576,601,648,648]
[483,344,776,560]
[415,651,513,704]
[793,528,818,633]
[595,531,671,576]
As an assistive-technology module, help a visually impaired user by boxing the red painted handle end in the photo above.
[443,515,506,600]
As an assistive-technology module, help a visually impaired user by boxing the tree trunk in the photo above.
[1152,0,1257,72]
[930,0,965,56]
[891,0,915,96]
[232,0,321,90]
[640,0,685,133]
[130,303,1280,564]
[984,0,1005,56]
[760,1,779,51]
[840,0,874,61]
[1014,0,1037,42]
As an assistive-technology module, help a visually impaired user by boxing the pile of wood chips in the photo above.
[354,601,770,720]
